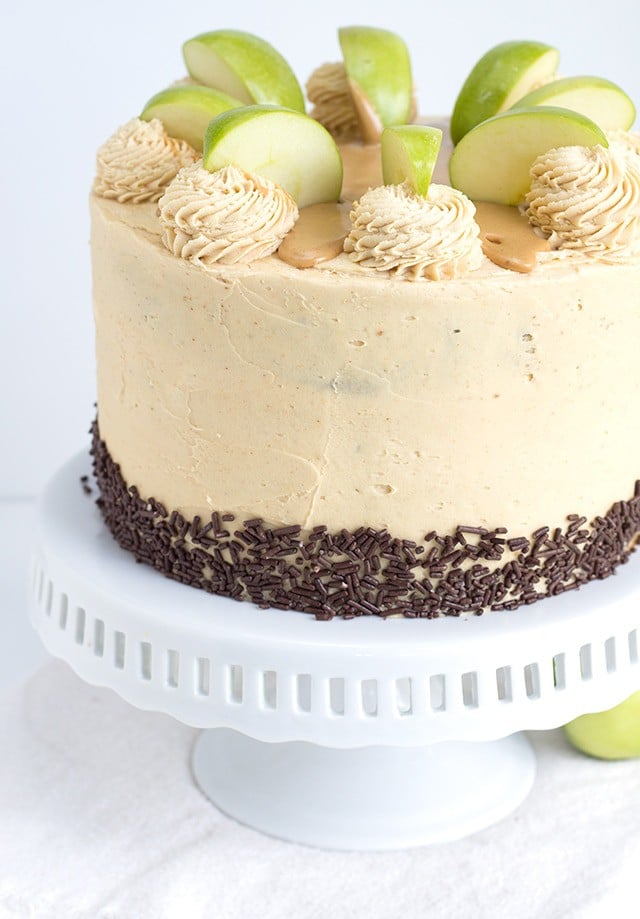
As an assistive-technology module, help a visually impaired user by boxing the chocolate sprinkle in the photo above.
[90,420,640,620]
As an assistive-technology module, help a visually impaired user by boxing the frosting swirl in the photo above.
[607,129,640,160]
[526,144,640,262]
[344,183,483,280]
[94,118,197,204]
[306,62,360,141]
[158,163,299,266]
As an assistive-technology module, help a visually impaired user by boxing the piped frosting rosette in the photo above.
[526,143,640,262]
[307,62,360,141]
[158,162,299,266]
[344,183,483,280]
[94,118,198,204]
[607,129,640,159]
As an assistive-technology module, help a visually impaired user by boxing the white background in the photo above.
[2,0,640,497]
[1,4,640,910]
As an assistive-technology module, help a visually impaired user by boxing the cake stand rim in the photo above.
[27,451,640,746]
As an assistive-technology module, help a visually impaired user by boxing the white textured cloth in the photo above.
[0,661,638,919]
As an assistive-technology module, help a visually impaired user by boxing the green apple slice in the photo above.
[140,85,243,151]
[564,690,640,760]
[451,40,559,144]
[381,124,443,196]
[203,105,343,207]
[338,26,412,138]
[512,75,636,131]
[183,30,305,112]
[449,106,608,205]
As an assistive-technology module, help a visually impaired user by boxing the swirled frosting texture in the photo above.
[607,129,640,159]
[526,144,640,262]
[344,183,483,280]
[158,163,299,266]
[94,118,197,204]
[307,62,360,141]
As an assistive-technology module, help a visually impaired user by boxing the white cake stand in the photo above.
[28,454,640,850]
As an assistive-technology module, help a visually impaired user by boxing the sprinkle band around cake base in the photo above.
[90,421,640,620]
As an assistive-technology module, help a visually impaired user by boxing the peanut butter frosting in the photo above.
[158,163,299,267]
[94,118,198,204]
[526,144,640,263]
[607,129,640,159]
[306,62,360,141]
[344,183,483,279]
[92,192,640,547]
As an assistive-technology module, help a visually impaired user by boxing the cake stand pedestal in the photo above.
[29,454,640,850]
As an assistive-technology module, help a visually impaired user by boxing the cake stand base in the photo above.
[191,728,536,850]
[30,454,640,851]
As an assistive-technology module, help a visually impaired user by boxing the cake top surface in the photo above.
[92,27,640,281]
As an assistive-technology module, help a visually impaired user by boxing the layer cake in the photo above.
[89,31,640,618]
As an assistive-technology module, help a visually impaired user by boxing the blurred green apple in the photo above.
[140,85,243,151]
[564,689,640,760]
[449,106,607,205]
[512,75,636,131]
[451,40,559,144]
[381,124,442,196]
[183,29,305,112]
[203,105,343,207]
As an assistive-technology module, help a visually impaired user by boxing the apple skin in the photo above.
[512,75,636,131]
[451,40,559,144]
[449,105,608,205]
[338,26,413,128]
[140,85,243,151]
[564,690,640,760]
[381,124,443,197]
[183,30,305,112]
[203,105,343,208]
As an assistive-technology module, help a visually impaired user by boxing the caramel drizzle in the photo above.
[278,201,352,269]
[339,142,383,201]
[474,202,550,273]
[278,200,550,273]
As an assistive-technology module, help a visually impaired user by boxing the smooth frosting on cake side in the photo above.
[91,190,640,547]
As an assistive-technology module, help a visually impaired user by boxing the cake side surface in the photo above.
[92,193,640,542]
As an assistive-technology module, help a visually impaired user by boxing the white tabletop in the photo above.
[0,501,50,693]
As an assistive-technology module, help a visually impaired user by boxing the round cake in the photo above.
[89,28,640,618]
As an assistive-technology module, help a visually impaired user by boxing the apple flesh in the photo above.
[203,105,343,208]
[451,40,559,144]
[183,29,305,112]
[381,124,443,197]
[512,75,636,131]
[564,690,640,760]
[449,106,608,205]
[338,26,413,132]
[140,85,243,151]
